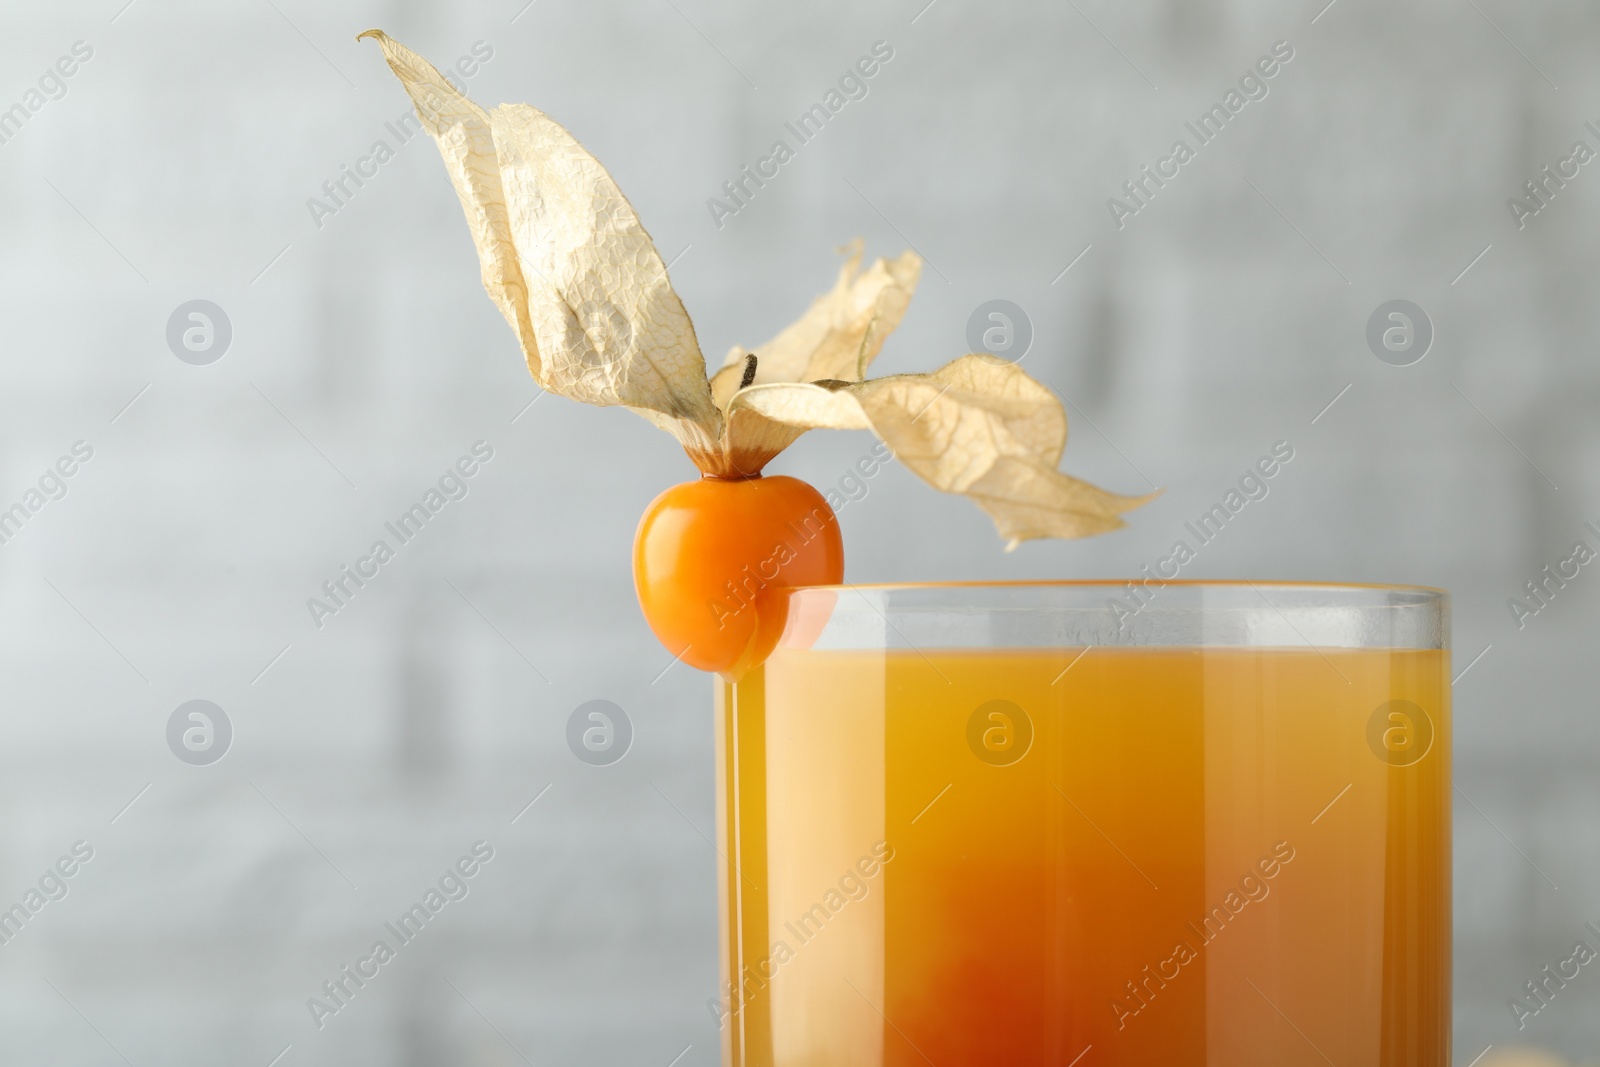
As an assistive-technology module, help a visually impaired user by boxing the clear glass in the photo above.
[712,581,1450,1067]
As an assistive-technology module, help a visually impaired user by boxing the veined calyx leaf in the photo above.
[730,355,1156,545]
[363,31,1156,545]
[708,241,921,409]
[361,29,722,452]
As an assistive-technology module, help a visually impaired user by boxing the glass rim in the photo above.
[798,579,1448,598]
[779,579,1450,651]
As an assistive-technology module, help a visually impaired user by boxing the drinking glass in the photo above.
[712,581,1449,1066]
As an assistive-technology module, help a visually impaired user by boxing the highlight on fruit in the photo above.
[361,30,1156,673]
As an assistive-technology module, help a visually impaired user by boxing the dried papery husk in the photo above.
[363,29,1156,544]
[730,355,1156,545]
[708,241,921,409]
[362,30,722,452]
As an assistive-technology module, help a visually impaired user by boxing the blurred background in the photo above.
[0,0,1595,1063]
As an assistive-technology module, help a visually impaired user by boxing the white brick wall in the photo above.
[1,0,1597,1062]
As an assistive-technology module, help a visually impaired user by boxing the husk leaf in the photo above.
[729,355,1157,545]
[364,31,1155,543]
[362,29,722,453]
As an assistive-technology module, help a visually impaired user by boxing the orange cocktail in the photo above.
[712,582,1449,1066]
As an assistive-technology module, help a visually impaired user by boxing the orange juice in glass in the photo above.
[713,581,1449,1066]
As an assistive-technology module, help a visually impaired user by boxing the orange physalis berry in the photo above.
[633,475,843,677]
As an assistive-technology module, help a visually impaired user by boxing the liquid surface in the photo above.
[714,647,1449,1067]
